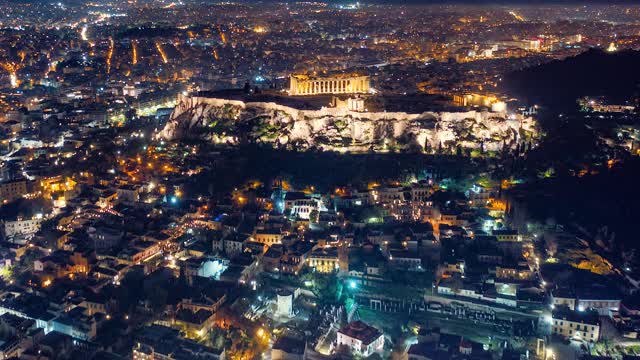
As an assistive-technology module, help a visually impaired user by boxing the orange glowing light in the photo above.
[131,40,138,65]
[106,37,114,74]
[155,41,168,64]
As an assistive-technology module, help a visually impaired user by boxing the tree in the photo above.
[311,272,343,304]
[309,209,319,223]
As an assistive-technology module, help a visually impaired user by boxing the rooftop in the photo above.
[338,321,382,345]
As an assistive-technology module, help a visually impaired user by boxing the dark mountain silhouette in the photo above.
[503,48,640,109]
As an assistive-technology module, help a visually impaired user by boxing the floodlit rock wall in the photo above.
[158,94,537,153]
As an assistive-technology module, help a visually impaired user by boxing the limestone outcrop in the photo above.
[158,94,538,153]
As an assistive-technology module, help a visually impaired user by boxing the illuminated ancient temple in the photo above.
[289,74,370,96]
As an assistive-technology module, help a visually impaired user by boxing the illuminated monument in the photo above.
[289,74,370,96]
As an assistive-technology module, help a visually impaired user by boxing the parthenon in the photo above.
[289,74,370,96]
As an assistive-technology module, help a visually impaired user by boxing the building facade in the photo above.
[551,307,600,343]
[289,74,370,96]
[336,321,384,357]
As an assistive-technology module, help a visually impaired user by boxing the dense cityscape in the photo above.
[1,1,640,359]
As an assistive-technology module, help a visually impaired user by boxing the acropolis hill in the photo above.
[159,91,538,154]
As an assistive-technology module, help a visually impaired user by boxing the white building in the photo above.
[552,307,600,343]
[551,287,621,316]
[337,321,384,357]
[3,216,43,238]
[283,192,324,220]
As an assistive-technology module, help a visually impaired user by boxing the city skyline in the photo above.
[0,0,638,359]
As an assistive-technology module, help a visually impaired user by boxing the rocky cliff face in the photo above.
[158,94,538,153]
